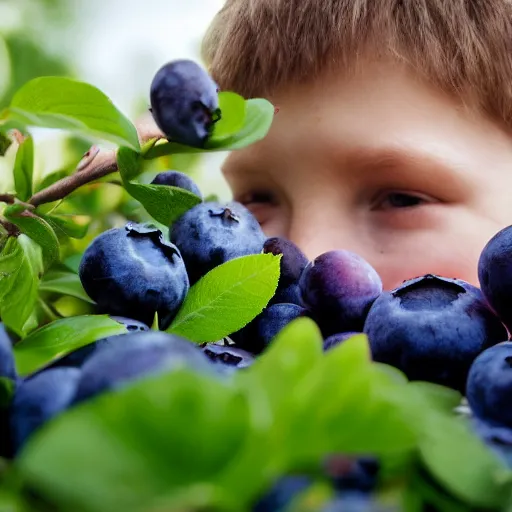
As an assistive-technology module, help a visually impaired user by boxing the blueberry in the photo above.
[9,367,81,454]
[478,225,512,330]
[0,323,16,381]
[150,170,202,199]
[257,303,308,348]
[321,493,389,512]
[470,416,512,468]
[150,59,220,148]
[72,331,214,405]
[170,201,266,284]
[48,317,149,369]
[79,223,189,329]
[364,275,507,391]
[201,343,254,369]
[299,251,382,336]
[323,332,361,351]
[263,237,309,306]
[252,475,312,512]
[323,455,380,493]
[466,342,512,427]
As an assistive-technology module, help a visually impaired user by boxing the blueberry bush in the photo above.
[1,58,512,512]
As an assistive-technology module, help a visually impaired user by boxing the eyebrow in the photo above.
[341,145,474,196]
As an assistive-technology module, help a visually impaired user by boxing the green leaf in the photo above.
[118,146,201,225]
[0,235,43,336]
[7,77,140,151]
[39,213,90,240]
[169,253,281,342]
[418,411,511,508]
[117,145,143,182]
[145,98,275,159]
[211,92,246,142]
[124,182,201,226]
[4,208,59,269]
[40,270,94,304]
[13,315,128,376]
[34,169,69,193]
[17,370,250,512]
[0,131,11,156]
[12,135,33,201]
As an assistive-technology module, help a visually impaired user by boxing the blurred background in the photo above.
[0,0,231,199]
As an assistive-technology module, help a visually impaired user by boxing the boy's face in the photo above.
[222,60,512,290]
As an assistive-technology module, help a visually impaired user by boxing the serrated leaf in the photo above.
[4,208,59,269]
[169,254,281,342]
[17,370,249,512]
[7,77,140,151]
[211,92,246,142]
[123,182,201,226]
[0,235,43,336]
[40,270,95,304]
[39,213,90,240]
[418,411,511,508]
[145,98,274,159]
[13,135,33,201]
[13,315,128,376]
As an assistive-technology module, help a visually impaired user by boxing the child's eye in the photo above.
[237,191,277,225]
[372,191,432,211]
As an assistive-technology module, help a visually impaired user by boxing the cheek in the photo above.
[373,235,481,291]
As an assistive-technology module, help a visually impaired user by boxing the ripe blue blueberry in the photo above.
[364,274,507,391]
[478,225,512,330]
[466,342,512,427]
[0,323,16,381]
[257,303,308,347]
[9,367,81,454]
[72,331,214,405]
[79,223,189,329]
[252,475,312,512]
[49,317,149,369]
[150,59,220,148]
[170,201,266,284]
[201,343,254,370]
[150,170,203,199]
[323,332,361,351]
[263,237,309,306]
[299,250,382,336]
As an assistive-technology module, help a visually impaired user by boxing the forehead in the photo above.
[223,61,512,181]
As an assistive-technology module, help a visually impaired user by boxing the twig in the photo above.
[28,113,165,208]
[0,194,15,204]
[0,219,20,237]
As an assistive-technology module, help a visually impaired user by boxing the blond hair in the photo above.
[202,0,512,125]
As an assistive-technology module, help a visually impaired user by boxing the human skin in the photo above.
[222,60,512,290]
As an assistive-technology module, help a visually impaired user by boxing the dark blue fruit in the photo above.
[478,225,512,330]
[364,274,507,392]
[263,237,309,306]
[0,323,16,381]
[72,331,214,404]
[150,170,202,199]
[150,59,220,148]
[79,223,189,330]
[170,201,266,284]
[10,367,81,454]
[49,317,149,369]
[299,250,382,336]
[321,493,389,512]
[252,475,312,512]
[323,332,361,351]
[257,303,308,347]
[201,343,254,369]
[466,342,512,427]
[324,455,380,493]
[471,416,512,468]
